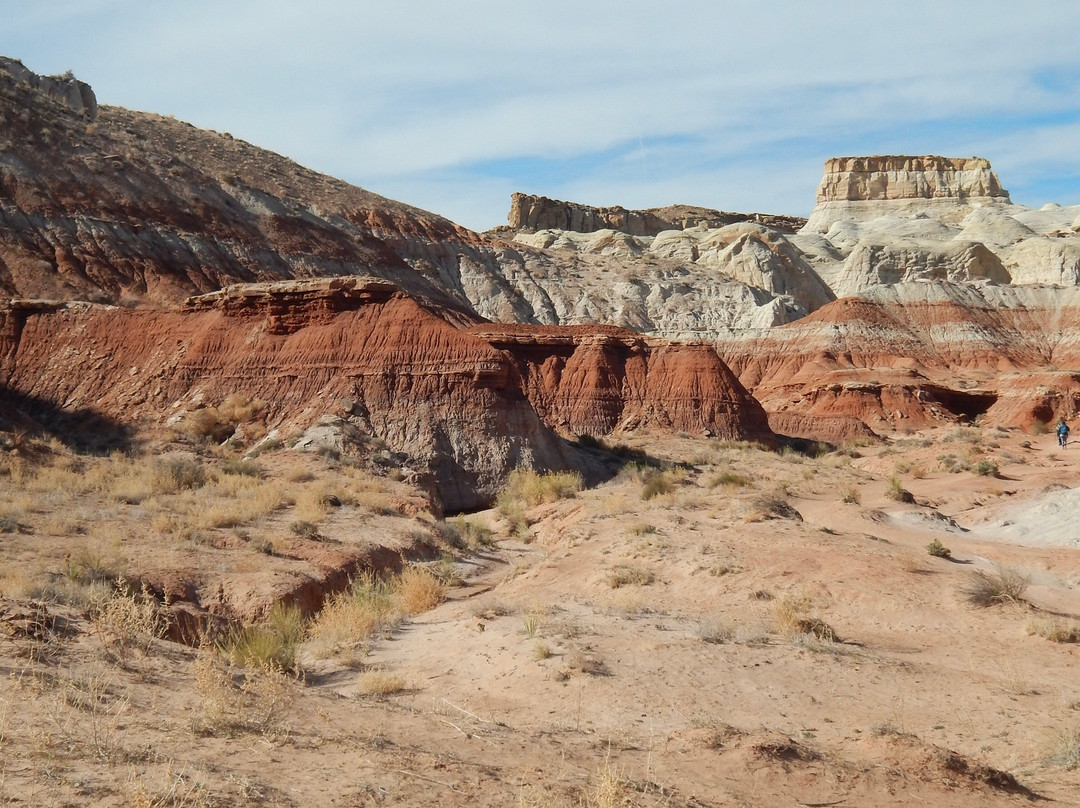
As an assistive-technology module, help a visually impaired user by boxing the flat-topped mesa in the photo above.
[816,156,1010,203]
[507,192,805,236]
[804,155,1012,233]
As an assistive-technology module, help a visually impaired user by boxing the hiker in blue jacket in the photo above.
[1058,418,1070,447]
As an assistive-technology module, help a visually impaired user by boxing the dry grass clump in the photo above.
[1026,617,1080,643]
[221,603,304,672]
[182,394,266,443]
[91,579,170,662]
[357,668,408,697]
[292,481,341,523]
[1047,724,1080,769]
[397,566,445,615]
[841,487,861,505]
[434,516,495,550]
[309,567,444,659]
[773,592,838,643]
[640,468,687,501]
[499,468,583,508]
[962,564,1030,607]
[607,564,655,589]
[708,470,750,489]
[193,644,296,738]
[187,478,291,529]
[309,573,399,657]
[697,616,734,644]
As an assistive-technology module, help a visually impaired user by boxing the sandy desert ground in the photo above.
[2,424,1079,806]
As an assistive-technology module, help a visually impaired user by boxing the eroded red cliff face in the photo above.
[2,279,773,507]
[718,284,1080,436]
[470,324,773,441]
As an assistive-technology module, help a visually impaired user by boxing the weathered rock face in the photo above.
[1,278,574,510]
[1,278,773,506]
[718,282,1080,434]
[468,324,773,441]
[814,156,1009,204]
[507,193,806,236]
[0,57,96,119]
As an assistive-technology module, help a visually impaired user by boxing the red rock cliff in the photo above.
[469,323,773,442]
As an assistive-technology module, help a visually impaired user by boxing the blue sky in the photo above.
[5,1,1080,230]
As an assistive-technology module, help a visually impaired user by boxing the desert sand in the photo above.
[2,424,1079,806]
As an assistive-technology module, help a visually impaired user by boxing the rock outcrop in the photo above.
[0,57,96,119]
[468,323,773,441]
[718,282,1080,434]
[1,278,773,507]
[814,156,1009,204]
[507,192,806,236]
[804,156,1012,235]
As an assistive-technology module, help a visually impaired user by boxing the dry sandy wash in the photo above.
[2,424,1080,806]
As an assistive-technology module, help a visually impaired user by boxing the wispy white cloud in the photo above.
[4,1,1080,228]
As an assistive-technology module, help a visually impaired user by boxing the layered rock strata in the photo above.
[1,278,773,507]
[469,323,772,440]
[507,192,805,236]
[718,283,1080,434]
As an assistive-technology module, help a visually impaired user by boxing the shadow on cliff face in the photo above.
[0,387,134,453]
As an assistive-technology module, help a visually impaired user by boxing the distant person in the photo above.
[1058,419,1070,448]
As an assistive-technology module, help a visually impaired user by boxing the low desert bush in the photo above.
[289,520,321,540]
[641,470,679,500]
[963,564,1030,607]
[193,644,295,738]
[773,592,838,642]
[434,517,495,550]
[841,487,860,505]
[973,458,999,477]
[309,573,400,654]
[749,491,803,521]
[697,616,734,644]
[220,458,263,478]
[183,394,266,443]
[607,565,655,589]
[926,538,952,559]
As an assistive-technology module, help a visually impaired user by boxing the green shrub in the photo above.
[885,477,914,503]
[926,538,951,559]
[974,458,999,477]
